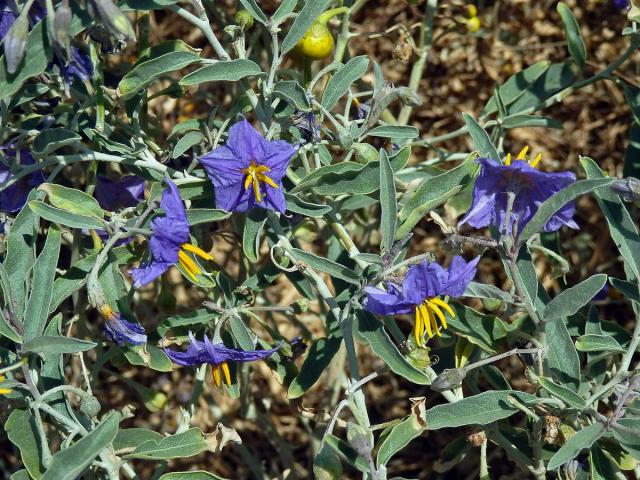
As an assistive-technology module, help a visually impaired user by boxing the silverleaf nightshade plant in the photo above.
[163,332,281,387]
[199,119,296,213]
[364,256,480,346]
[130,178,213,287]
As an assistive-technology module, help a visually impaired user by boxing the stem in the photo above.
[167,3,230,61]
[397,0,438,125]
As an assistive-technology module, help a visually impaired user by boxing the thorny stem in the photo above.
[397,0,438,125]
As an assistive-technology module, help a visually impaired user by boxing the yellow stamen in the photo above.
[212,366,222,387]
[0,375,11,395]
[530,153,542,168]
[504,153,512,166]
[414,305,423,347]
[430,297,455,318]
[178,250,202,277]
[181,243,213,261]
[221,362,231,385]
[99,305,116,320]
[241,160,279,203]
[516,146,529,160]
[427,305,440,337]
[419,303,432,338]
[428,301,448,329]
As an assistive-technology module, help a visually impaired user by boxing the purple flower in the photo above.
[364,256,480,346]
[292,111,321,142]
[458,147,578,237]
[199,119,296,213]
[94,175,145,211]
[164,331,280,387]
[100,305,146,346]
[0,148,43,213]
[0,0,93,85]
[130,178,213,287]
[613,0,630,10]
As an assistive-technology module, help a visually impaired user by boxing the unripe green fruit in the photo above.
[234,9,254,30]
[296,22,334,59]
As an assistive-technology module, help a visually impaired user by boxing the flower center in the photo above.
[177,243,214,281]
[504,146,542,168]
[414,297,456,347]
[212,361,232,387]
[241,159,279,203]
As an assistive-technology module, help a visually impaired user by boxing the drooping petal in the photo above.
[160,178,187,223]
[95,175,145,211]
[0,6,16,39]
[363,285,414,315]
[103,313,147,346]
[130,259,173,288]
[439,256,481,297]
[149,215,189,263]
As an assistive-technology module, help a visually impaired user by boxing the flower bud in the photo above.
[87,0,136,43]
[143,390,168,412]
[234,9,254,30]
[611,177,640,202]
[431,368,466,392]
[53,0,73,61]
[466,430,486,447]
[4,12,29,74]
[482,297,502,311]
[80,393,102,417]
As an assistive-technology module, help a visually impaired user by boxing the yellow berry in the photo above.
[466,4,478,17]
[296,22,334,60]
[466,16,481,33]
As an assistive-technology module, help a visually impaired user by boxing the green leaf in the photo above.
[581,157,640,283]
[51,251,97,313]
[376,407,427,466]
[42,411,121,480]
[271,80,310,111]
[243,209,268,263]
[292,145,410,196]
[32,129,81,156]
[0,22,49,99]
[507,61,576,115]
[518,178,616,243]
[187,208,232,225]
[545,317,581,391]
[324,434,369,474]
[289,247,360,285]
[463,282,515,303]
[124,345,173,372]
[547,423,606,471]
[462,113,500,161]
[38,183,104,219]
[482,60,551,115]
[4,191,39,320]
[288,335,343,398]
[113,428,164,451]
[5,409,45,479]
[126,428,207,460]
[160,472,227,480]
[23,226,61,341]
[158,308,217,335]
[538,377,586,409]
[609,277,640,305]
[284,193,331,217]
[119,51,201,97]
[21,335,96,354]
[623,124,640,178]
[425,391,539,430]
[180,59,263,85]
[281,0,332,54]
[356,310,431,385]
[379,149,397,253]
[557,3,587,70]
[321,56,369,110]
[502,114,563,130]
[10,470,31,480]
[172,131,204,158]
[28,201,107,230]
[396,159,477,239]
[367,125,419,139]
[543,274,608,321]
[238,0,268,24]
[447,304,509,353]
[40,315,74,422]
[273,0,299,24]
[575,334,625,353]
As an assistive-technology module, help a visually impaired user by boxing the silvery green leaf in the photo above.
[4,13,29,74]
[21,335,97,354]
[543,274,608,321]
[507,61,576,115]
[502,114,563,129]
[113,428,164,451]
[5,409,46,479]
[126,428,208,460]
[447,304,510,353]
[273,0,299,24]
[28,201,107,230]
[271,80,311,110]
[463,282,516,303]
[243,209,268,263]
[547,423,605,471]
[32,128,81,156]
[575,335,624,353]
[284,193,331,217]
[557,3,587,71]
[379,149,397,253]
[238,0,268,24]
[289,247,360,285]
[38,183,104,219]
[462,113,500,161]
[288,335,343,398]
[366,125,419,140]
[119,52,201,97]
[160,472,227,480]
[172,131,205,158]
[538,376,586,409]
[180,59,263,86]
[545,317,580,391]
[321,56,369,110]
